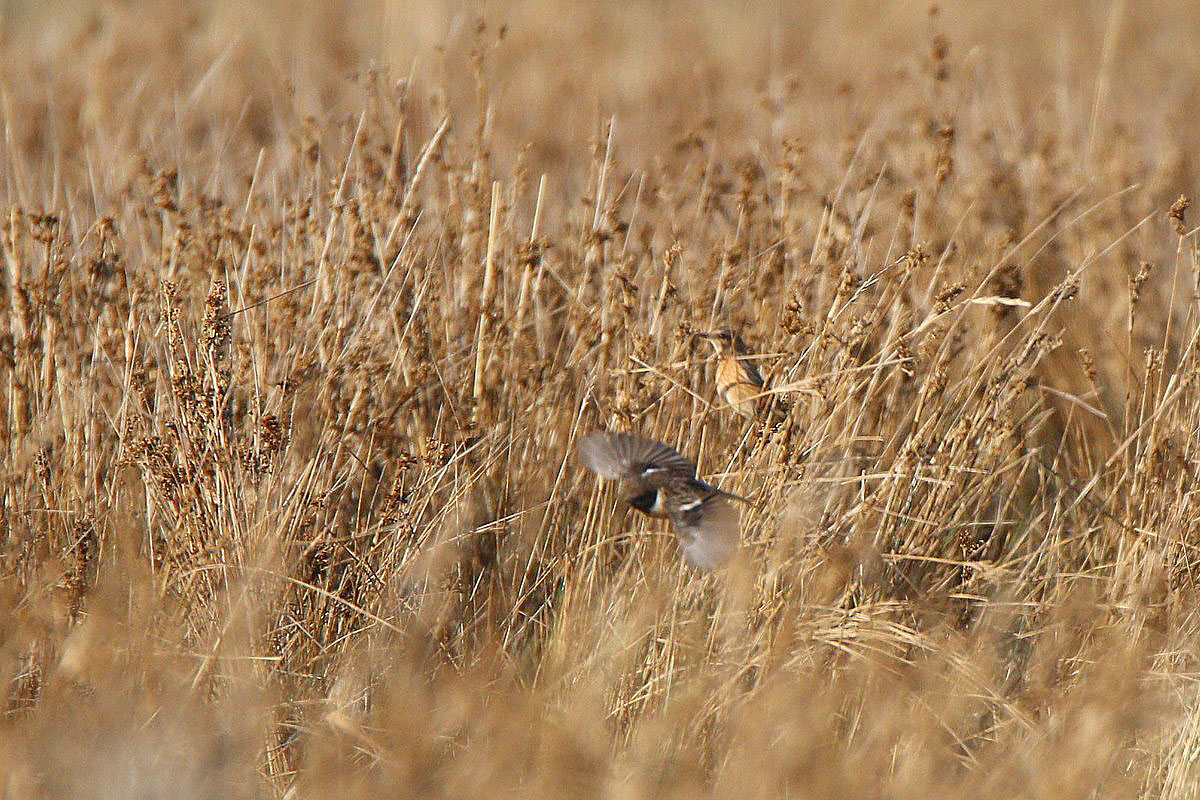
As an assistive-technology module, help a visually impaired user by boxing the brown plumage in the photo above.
[577,431,745,570]
[699,329,766,420]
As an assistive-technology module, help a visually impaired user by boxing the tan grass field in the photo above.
[3,1,1200,796]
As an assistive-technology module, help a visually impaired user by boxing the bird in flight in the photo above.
[577,431,746,570]
[697,329,768,421]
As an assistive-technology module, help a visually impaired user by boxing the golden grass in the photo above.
[2,1,1200,796]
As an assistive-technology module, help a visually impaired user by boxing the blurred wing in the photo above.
[577,431,695,480]
[670,495,740,570]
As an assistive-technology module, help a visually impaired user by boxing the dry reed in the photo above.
[2,1,1200,797]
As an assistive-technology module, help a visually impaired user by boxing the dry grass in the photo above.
[2,1,1200,796]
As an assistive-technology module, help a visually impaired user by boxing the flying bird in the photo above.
[577,431,745,570]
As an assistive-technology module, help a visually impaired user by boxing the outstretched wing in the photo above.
[669,493,740,570]
[577,431,695,481]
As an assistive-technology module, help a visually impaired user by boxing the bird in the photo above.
[697,329,767,420]
[577,431,745,570]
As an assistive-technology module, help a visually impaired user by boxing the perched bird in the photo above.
[577,431,745,570]
[698,329,767,420]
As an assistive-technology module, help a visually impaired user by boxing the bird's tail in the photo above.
[717,487,753,505]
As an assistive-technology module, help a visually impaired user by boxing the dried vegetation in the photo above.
[3,1,1200,797]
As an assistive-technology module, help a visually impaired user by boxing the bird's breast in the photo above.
[627,487,669,517]
[715,357,743,388]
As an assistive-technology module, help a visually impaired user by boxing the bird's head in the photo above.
[698,328,740,354]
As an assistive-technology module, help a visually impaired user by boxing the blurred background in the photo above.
[1,0,1197,192]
